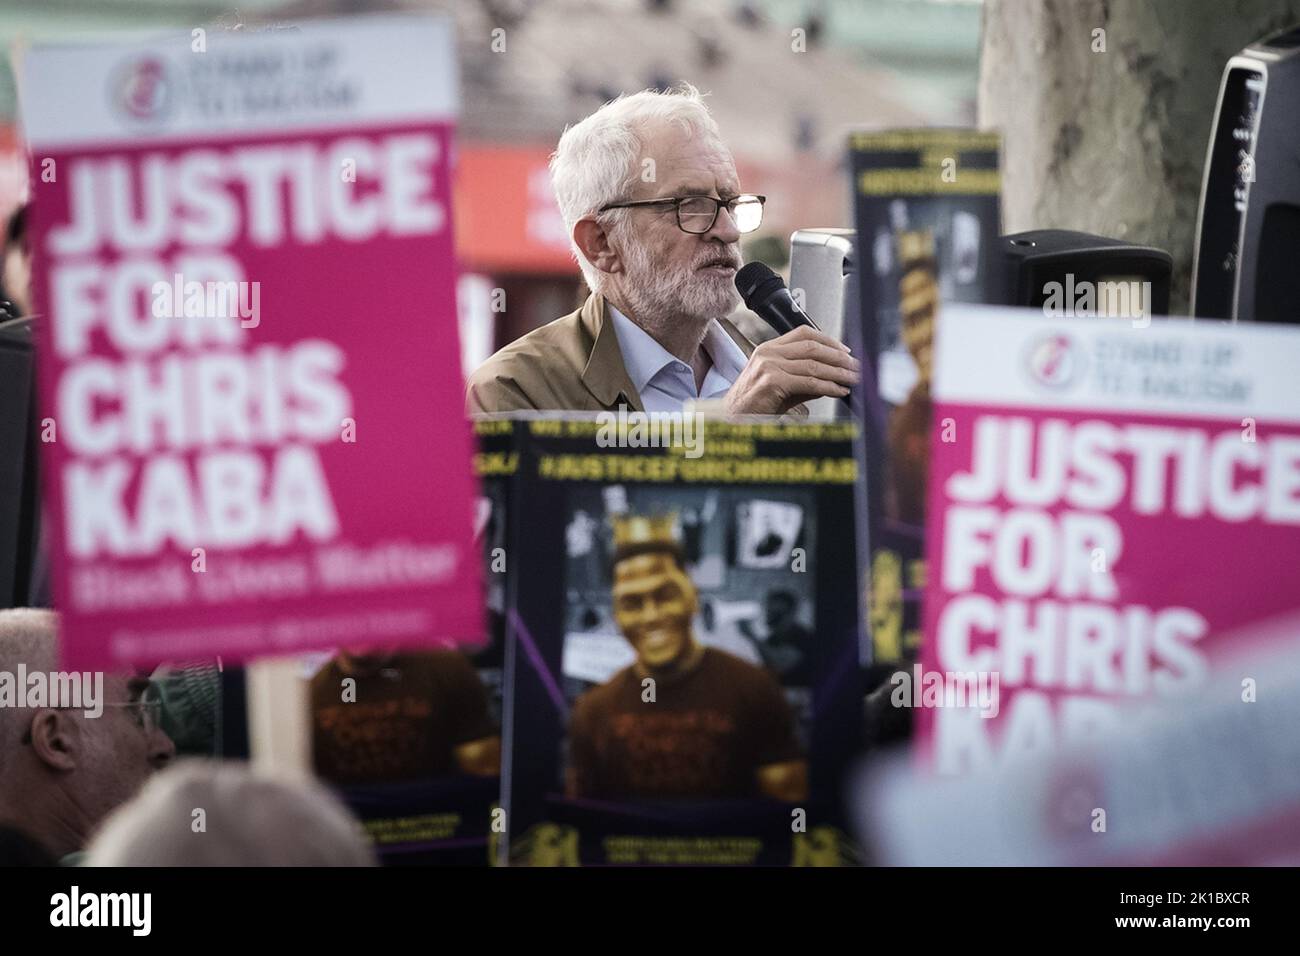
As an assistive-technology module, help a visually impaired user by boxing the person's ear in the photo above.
[573,217,623,276]
[27,709,79,772]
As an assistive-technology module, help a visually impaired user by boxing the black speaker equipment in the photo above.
[1192,25,1300,323]
[0,316,43,608]
[998,229,1172,316]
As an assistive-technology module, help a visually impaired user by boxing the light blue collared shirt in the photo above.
[607,305,748,413]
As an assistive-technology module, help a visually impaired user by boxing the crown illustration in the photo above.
[611,513,681,561]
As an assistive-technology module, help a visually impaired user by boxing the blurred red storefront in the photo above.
[452,143,582,373]
[0,125,27,222]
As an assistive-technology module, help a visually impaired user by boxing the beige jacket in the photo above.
[465,292,767,414]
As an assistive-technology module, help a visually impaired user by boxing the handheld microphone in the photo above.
[734,261,821,336]
[734,261,854,414]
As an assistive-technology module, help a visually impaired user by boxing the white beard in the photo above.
[616,231,741,341]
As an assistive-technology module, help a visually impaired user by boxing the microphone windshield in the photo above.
[735,261,785,309]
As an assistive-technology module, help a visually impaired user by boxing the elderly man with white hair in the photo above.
[0,608,176,863]
[466,84,859,416]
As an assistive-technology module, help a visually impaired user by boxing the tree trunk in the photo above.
[979,0,1300,312]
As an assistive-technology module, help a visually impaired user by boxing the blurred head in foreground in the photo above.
[0,608,176,860]
[86,759,377,866]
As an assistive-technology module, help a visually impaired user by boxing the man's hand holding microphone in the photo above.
[725,262,860,416]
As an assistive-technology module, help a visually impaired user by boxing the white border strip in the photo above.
[21,13,458,150]
[934,304,1300,424]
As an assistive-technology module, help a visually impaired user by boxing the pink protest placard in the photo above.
[921,305,1300,774]
[21,15,483,669]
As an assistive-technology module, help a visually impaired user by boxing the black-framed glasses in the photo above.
[107,682,164,733]
[599,194,766,235]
